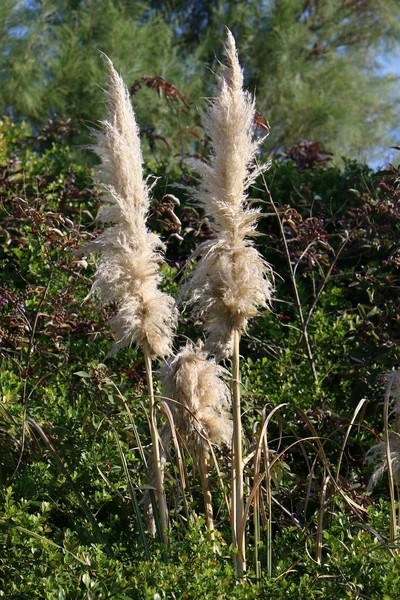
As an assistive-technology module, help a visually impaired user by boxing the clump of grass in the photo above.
[81,31,274,572]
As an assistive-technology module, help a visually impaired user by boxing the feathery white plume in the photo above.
[161,343,233,453]
[182,29,273,359]
[84,55,177,358]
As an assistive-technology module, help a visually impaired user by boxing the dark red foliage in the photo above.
[139,125,169,153]
[284,140,333,170]
[37,116,77,144]
[130,76,190,108]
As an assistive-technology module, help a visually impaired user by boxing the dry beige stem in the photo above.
[182,29,273,359]
[84,55,176,358]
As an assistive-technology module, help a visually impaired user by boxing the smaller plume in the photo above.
[182,29,273,359]
[161,343,233,453]
[82,55,177,358]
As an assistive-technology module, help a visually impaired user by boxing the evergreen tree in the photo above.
[0,0,205,162]
[150,0,400,161]
[1,0,400,161]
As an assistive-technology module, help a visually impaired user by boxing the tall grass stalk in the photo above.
[144,344,169,544]
[182,29,273,573]
[82,56,177,544]
[316,472,329,564]
[199,445,214,536]
[232,329,245,569]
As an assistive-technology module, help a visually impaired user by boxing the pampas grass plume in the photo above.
[84,55,176,358]
[183,29,273,359]
[162,343,232,453]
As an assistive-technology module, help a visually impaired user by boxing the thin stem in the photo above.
[232,328,246,573]
[397,484,400,530]
[252,424,261,580]
[263,434,272,577]
[383,374,397,542]
[143,344,169,546]
[259,169,318,384]
[316,472,329,564]
[199,446,215,544]
[14,269,53,476]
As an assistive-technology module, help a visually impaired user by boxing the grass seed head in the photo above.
[182,29,274,359]
[84,55,177,358]
[161,343,233,453]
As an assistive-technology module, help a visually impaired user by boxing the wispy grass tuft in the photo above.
[161,343,232,452]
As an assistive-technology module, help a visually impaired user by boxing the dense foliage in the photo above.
[1,115,400,597]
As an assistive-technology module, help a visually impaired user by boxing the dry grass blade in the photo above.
[366,372,400,541]
[0,521,89,566]
[316,472,329,564]
[250,403,288,577]
[336,397,367,482]
[160,401,191,525]
[384,374,397,541]
[296,407,367,516]
[158,394,231,520]
[241,436,320,538]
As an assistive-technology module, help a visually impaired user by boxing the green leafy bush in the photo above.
[1,118,400,597]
